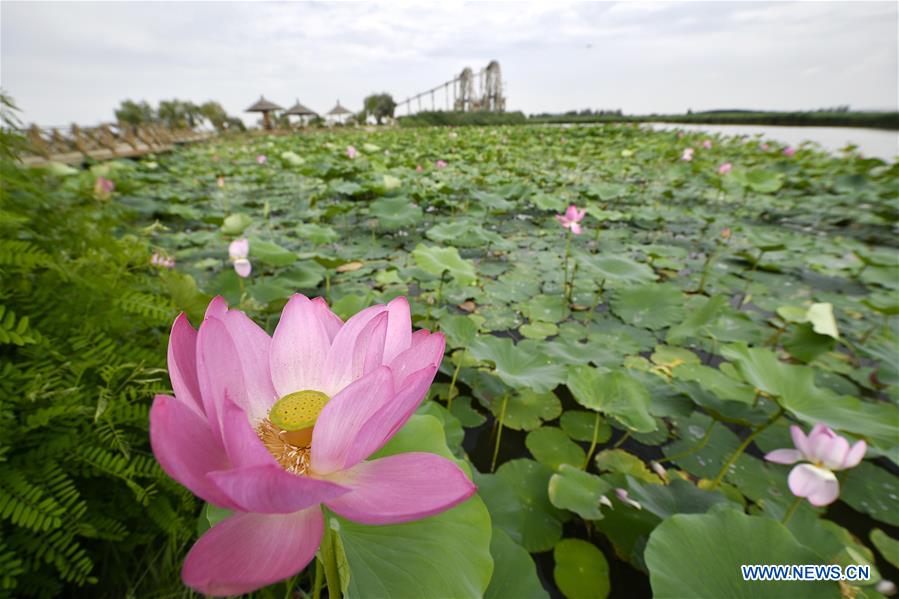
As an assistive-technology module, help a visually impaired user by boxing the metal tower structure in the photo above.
[397,60,505,115]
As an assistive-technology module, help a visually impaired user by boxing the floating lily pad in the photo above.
[611,283,685,330]
[560,410,612,443]
[496,459,568,553]
[553,539,611,599]
[526,427,586,470]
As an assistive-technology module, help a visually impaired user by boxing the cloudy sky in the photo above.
[1,1,896,126]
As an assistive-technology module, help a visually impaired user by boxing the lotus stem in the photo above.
[781,496,802,526]
[436,269,448,307]
[446,359,462,412]
[320,519,341,599]
[563,231,572,301]
[710,406,784,490]
[740,249,765,305]
[696,247,717,295]
[325,271,331,304]
[312,558,323,599]
[612,431,631,449]
[582,412,602,470]
[491,394,509,473]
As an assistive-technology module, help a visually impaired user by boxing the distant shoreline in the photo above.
[527,111,899,131]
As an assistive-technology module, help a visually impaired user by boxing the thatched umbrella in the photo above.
[284,99,318,126]
[245,96,283,130]
[326,100,353,124]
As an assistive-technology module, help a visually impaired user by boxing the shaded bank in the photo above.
[529,110,899,130]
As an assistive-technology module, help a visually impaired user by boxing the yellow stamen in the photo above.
[257,419,312,475]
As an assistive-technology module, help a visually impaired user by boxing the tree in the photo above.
[157,99,204,129]
[362,93,397,125]
[114,100,155,126]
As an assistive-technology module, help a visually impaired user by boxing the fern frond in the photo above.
[116,291,175,323]
[0,468,65,532]
[0,305,39,346]
[0,240,52,270]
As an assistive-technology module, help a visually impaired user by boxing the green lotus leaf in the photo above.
[566,367,656,432]
[525,427,585,470]
[471,336,566,393]
[548,464,613,520]
[412,244,477,285]
[611,283,685,330]
[553,539,610,599]
[645,508,841,598]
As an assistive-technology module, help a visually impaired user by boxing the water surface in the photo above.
[648,123,897,162]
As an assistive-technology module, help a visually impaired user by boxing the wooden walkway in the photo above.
[21,123,213,167]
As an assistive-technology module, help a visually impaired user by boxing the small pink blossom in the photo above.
[681,148,695,162]
[435,160,447,169]
[615,488,642,510]
[94,176,114,199]
[783,146,796,157]
[555,205,586,235]
[151,295,471,594]
[216,176,225,188]
[228,239,252,278]
[765,423,866,506]
[760,143,770,152]
[151,252,175,269]
[702,139,713,149]
[256,155,267,165]
[346,145,358,159]
[415,165,423,173]
[717,162,733,175]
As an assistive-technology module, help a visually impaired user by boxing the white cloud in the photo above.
[1,1,895,125]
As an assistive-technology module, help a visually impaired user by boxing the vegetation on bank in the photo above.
[398,110,528,127]
[528,109,899,130]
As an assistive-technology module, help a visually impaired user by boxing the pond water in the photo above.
[647,122,897,162]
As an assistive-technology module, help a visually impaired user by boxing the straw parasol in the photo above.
[245,96,283,130]
[284,99,317,117]
[326,100,353,124]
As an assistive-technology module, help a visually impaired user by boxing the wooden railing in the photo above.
[21,123,214,166]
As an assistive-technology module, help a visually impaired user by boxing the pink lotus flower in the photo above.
[415,165,423,173]
[216,176,225,188]
[94,176,114,199]
[150,295,471,595]
[765,423,866,506]
[256,155,267,165]
[435,160,447,169]
[555,205,586,235]
[702,139,713,149]
[718,162,733,175]
[783,146,796,157]
[228,238,252,278]
[760,143,770,152]
[151,252,175,269]
[615,488,642,510]
[681,148,694,162]
[346,145,358,159]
